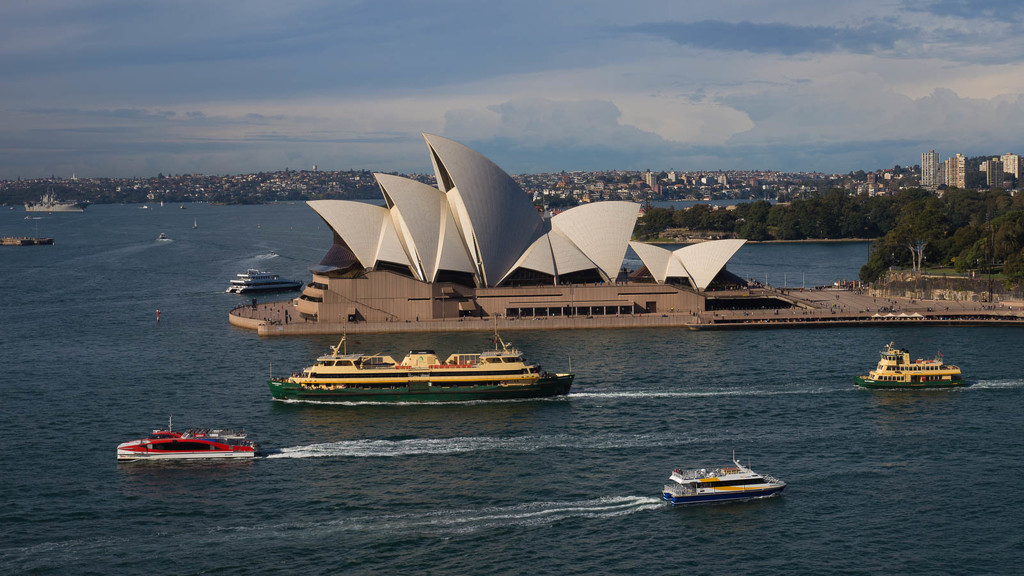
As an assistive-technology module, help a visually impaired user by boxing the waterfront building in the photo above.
[295,134,744,324]
[921,150,940,189]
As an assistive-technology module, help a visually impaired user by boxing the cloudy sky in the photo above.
[2,0,1024,179]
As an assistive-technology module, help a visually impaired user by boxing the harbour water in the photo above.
[2,204,1022,574]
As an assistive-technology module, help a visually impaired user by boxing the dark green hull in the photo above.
[268,374,574,402]
[854,375,967,389]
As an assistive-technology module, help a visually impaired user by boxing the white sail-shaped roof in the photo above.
[376,216,412,268]
[500,228,601,284]
[505,234,556,277]
[307,200,390,269]
[665,251,689,280]
[375,173,474,282]
[549,229,598,276]
[552,201,639,281]
[424,133,544,286]
[435,200,477,280]
[309,137,745,291]
[673,239,746,291]
[629,241,675,284]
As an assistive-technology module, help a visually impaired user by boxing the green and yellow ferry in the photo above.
[268,336,574,402]
[854,342,966,389]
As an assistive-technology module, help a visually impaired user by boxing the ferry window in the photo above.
[151,441,210,451]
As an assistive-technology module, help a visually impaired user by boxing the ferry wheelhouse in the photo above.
[268,335,574,402]
[854,342,966,389]
[117,419,257,461]
[663,456,786,505]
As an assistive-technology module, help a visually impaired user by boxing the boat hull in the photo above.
[116,450,255,462]
[226,281,303,294]
[663,485,785,505]
[25,205,84,212]
[854,375,967,389]
[268,374,574,402]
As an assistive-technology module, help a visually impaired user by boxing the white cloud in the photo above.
[4,0,1024,177]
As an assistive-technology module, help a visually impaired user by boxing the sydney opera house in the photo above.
[293,134,746,324]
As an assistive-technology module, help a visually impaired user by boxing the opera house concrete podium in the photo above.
[286,134,745,329]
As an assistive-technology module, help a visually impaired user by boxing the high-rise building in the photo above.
[1001,153,1021,180]
[921,150,940,188]
[982,158,1004,188]
[944,153,966,188]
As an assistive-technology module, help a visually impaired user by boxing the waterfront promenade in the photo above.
[229,288,1024,336]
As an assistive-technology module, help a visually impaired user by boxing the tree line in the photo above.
[633,188,1024,283]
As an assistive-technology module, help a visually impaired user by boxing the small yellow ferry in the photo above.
[854,342,966,389]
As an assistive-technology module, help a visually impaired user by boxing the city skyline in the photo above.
[3,1,1024,179]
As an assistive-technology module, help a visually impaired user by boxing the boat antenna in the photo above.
[568,354,572,373]
[270,361,272,381]
[168,414,173,432]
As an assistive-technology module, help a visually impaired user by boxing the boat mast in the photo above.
[493,315,499,351]
[331,334,347,357]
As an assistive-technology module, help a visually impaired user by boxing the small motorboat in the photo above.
[157,232,171,241]
[117,417,257,461]
[663,454,785,505]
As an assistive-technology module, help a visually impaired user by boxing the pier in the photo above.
[229,287,1024,336]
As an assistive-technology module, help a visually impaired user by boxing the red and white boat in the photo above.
[116,418,257,461]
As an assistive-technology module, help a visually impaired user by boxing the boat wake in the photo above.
[969,379,1024,389]
[265,432,669,459]
[253,251,279,260]
[572,386,845,399]
[0,497,663,569]
[350,495,665,535]
[223,495,664,537]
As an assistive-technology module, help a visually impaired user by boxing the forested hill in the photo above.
[633,188,1024,283]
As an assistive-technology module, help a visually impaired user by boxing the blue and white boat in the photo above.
[663,455,785,505]
[226,269,303,294]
